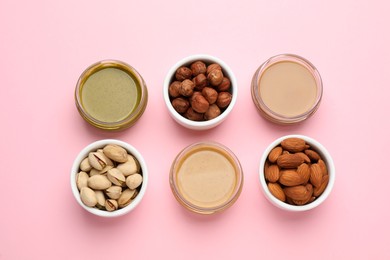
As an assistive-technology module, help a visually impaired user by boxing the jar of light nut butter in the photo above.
[75,60,148,131]
[251,54,323,124]
[170,142,243,214]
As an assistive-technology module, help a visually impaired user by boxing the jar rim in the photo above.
[169,141,243,214]
[251,54,323,124]
[75,60,148,131]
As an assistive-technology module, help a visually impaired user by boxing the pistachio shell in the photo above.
[106,186,122,200]
[89,169,101,176]
[95,190,106,209]
[89,165,113,177]
[80,187,97,207]
[76,171,89,190]
[131,189,139,199]
[105,199,118,211]
[88,152,108,171]
[103,144,128,163]
[87,175,112,190]
[107,168,126,186]
[97,151,114,166]
[80,158,92,172]
[118,189,135,208]
[126,173,143,190]
[117,155,140,176]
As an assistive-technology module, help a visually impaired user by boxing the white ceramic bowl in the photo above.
[259,135,335,212]
[70,139,148,217]
[163,54,238,130]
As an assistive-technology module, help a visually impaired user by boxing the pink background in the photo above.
[1,0,389,259]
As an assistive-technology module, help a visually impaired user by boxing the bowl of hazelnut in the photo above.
[259,135,335,212]
[163,54,237,130]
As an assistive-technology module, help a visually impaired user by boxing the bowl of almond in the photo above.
[163,54,237,130]
[259,135,335,211]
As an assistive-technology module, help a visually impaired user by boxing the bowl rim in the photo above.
[70,139,148,217]
[163,54,238,130]
[259,134,335,211]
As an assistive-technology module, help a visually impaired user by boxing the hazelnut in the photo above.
[206,63,222,75]
[172,97,190,114]
[190,61,207,76]
[185,107,204,121]
[216,92,232,108]
[216,77,231,92]
[207,69,224,86]
[204,104,221,120]
[189,91,201,104]
[169,81,181,98]
[201,87,218,104]
[191,94,209,113]
[192,74,207,90]
[179,79,195,97]
[175,66,192,81]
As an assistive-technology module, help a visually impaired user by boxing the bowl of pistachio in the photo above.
[70,139,148,217]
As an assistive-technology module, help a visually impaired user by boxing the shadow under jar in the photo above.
[75,60,148,131]
[251,54,323,124]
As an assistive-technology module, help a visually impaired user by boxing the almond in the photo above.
[283,185,308,201]
[276,154,304,168]
[310,163,323,188]
[265,164,280,182]
[281,138,306,152]
[268,146,282,163]
[296,152,311,163]
[279,170,303,186]
[267,182,286,202]
[305,149,321,162]
[313,174,329,197]
[318,159,328,176]
[293,184,313,205]
[286,196,294,205]
[297,163,311,184]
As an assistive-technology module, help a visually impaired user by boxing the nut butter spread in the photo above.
[81,67,139,123]
[176,147,236,208]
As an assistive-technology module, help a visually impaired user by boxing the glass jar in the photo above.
[169,141,243,214]
[75,60,148,131]
[251,54,323,124]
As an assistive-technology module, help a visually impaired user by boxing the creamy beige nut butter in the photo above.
[170,142,243,214]
[251,54,322,124]
[75,60,148,130]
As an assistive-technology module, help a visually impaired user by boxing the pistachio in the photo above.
[76,171,89,190]
[131,189,139,199]
[103,144,128,163]
[126,173,143,190]
[117,155,140,176]
[106,186,122,200]
[89,169,101,176]
[105,199,118,212]
[89,165,113,176]
[87,175,112,190]
[80,187,97,207]
[118,189,135,208]
[95,190,106,209]
[107,168,126,186]
[97,151,114,166]
[80,158,92,172]
[88,152,108,171]
[99,165,113,174]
